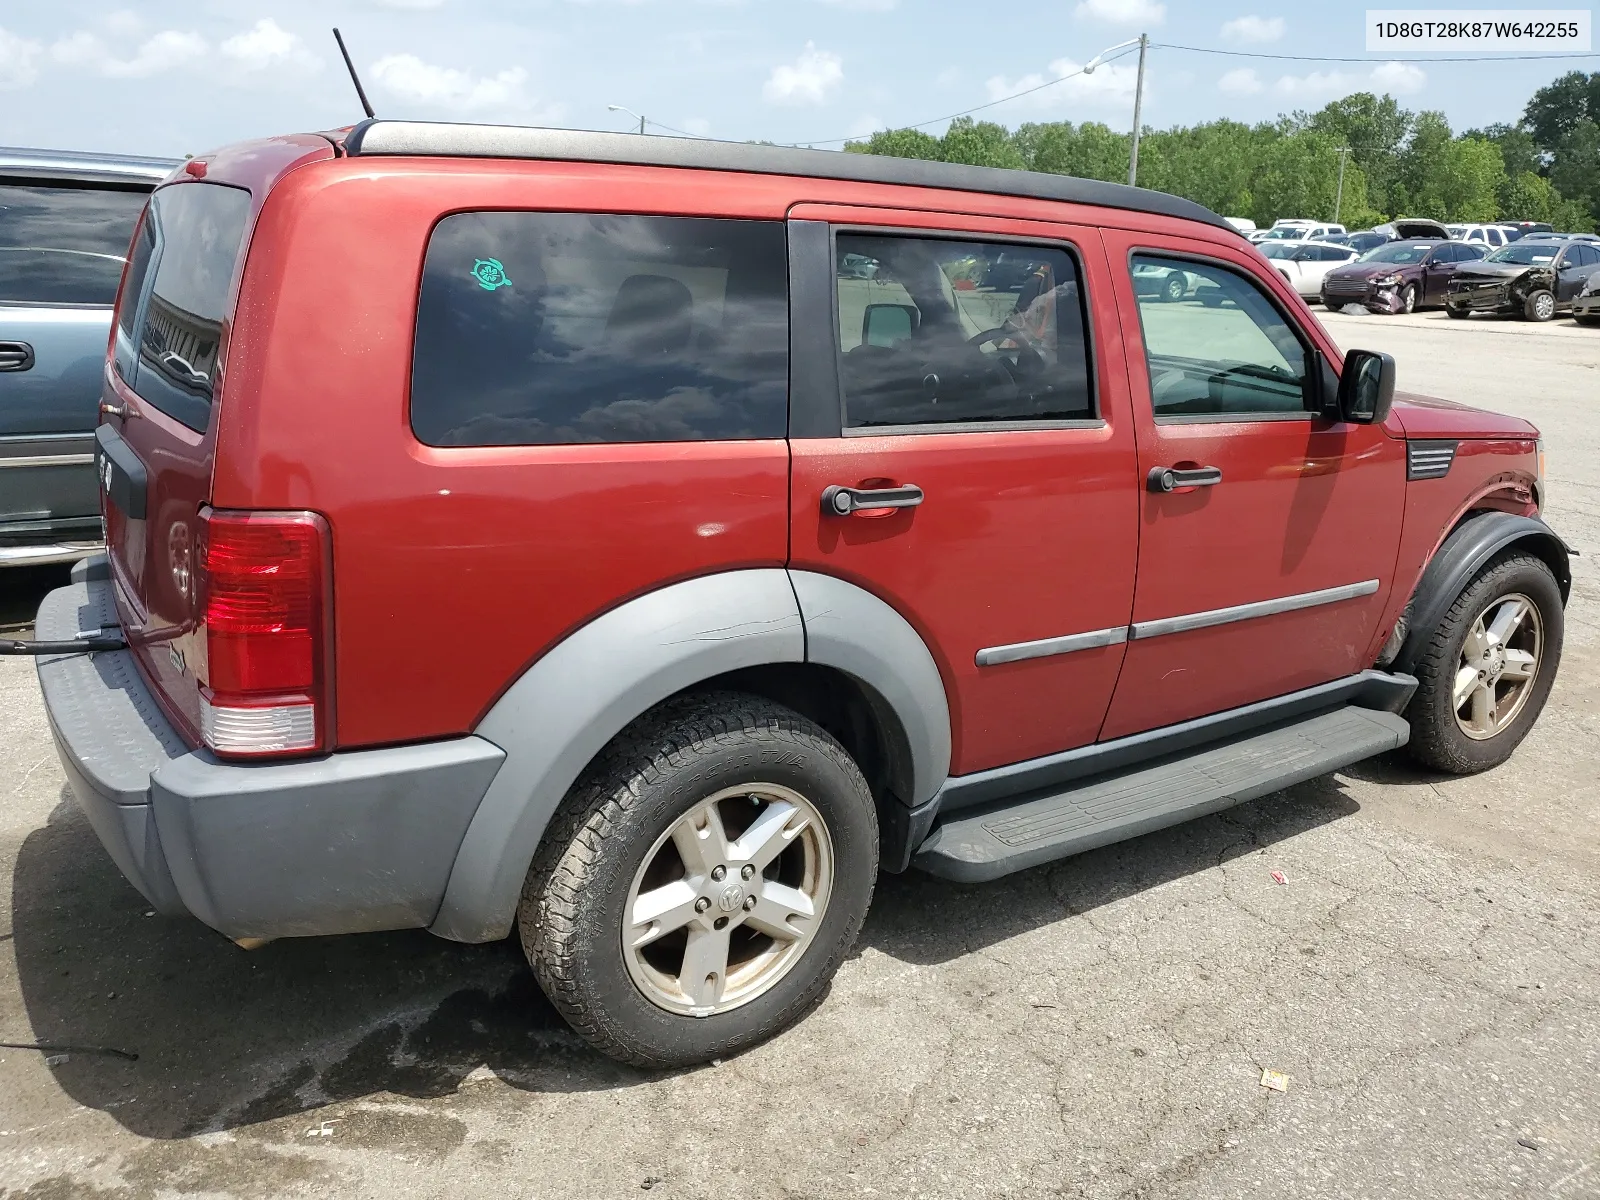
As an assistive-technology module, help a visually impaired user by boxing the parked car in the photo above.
[1131,259,1201,301]
[0,147,175,566]
[1445,238,1600,321]
[1258,239,1361,298]
[1322,239,1486,311]
[1446,223,1513,250]
[1502,221,1555,240]
[1254,222,1345,244]
[1572,268,1600,325]
[1329,230,1391,254]
[34,123,1567,1070]
[1372,218,1451,241]
[1224,216,1256,235]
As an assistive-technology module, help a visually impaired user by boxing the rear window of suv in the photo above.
[410,213,789,446]
[118,182,252,433]
[0,184,150,305]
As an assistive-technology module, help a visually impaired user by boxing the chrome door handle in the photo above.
[99,401,135,420]
[1147,465,1222,492]
[0,341,34,372]
[821,484,925,516]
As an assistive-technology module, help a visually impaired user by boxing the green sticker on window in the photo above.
[471,258,512,291]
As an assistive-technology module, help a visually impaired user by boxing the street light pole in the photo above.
[1334,146,1350,224]
[1083,34,1149,188]
[607,104,647,135]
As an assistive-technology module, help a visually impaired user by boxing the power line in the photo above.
[1150,41,1600,64]
[799,45,1142,147]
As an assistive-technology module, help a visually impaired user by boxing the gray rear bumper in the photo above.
[34,579,505,940]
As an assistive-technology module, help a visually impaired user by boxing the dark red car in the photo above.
[1321,238,1486,311]
[33,123,1569,1068]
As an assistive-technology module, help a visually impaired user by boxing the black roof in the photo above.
[343,120,1236,235]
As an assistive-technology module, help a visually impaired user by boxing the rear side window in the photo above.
[0,183,149,305]
[833,233,1094,429]
[127,182,252,433]
[410,213,789,446]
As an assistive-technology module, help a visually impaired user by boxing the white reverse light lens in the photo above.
[201,698,317,755]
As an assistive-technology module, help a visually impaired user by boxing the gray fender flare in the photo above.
[788,570,951,807]
[1391,512,1572,677]
[429,569,954,943]
[430,569,804,943]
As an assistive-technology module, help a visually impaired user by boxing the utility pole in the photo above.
[1334,146,1350,224]
[1128,33,1148,187]
[607,104,647,135]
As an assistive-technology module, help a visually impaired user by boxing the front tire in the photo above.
[519,692,878,1068]
[1446,304,1469,319]
[1400,284,1417,314]
[1576,314,1600,327]
[1524,289,1556,321]
[1405,551,1563,774]
[1163,274,1187,302]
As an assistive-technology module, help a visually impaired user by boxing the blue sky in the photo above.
[1,1,1595,158]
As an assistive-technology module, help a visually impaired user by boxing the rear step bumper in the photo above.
[915,706,1408,883]
[33,578,505,940]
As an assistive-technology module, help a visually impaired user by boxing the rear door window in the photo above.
[0,183,150,305]
[410,213,788,446]
[833,233,1094,429]
[125,182,252,432]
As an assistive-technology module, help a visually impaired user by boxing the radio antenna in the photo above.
[332,28,376,120]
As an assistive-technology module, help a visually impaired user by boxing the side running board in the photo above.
[914,706,1408,883]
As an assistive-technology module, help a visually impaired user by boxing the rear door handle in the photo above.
[821,484,925,516]
[0,341,34,372]
[1147,465,1222,492]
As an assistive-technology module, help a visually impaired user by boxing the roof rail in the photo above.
[0,146,180,185]
[343,119,1236,234]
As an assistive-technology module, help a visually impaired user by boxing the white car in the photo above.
[1252,221,1347,244]
[1256,239,1361,297]
[1447,223,1513,250]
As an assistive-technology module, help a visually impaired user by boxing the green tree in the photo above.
[1523,71,1600,150]
[1550,119,1600,230]
[936,118,1026,169]
[1300,92,1414,215]
[844,128,943,160]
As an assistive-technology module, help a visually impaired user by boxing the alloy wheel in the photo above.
[1401,285,1416,314]
[1453,592,1543,740]
[622,784,834,1017]
[1534,292,1556,320]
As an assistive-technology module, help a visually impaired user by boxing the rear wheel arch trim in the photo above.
[1390,512,1571,677]
[428,568,952,944]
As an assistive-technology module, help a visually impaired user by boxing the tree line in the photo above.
[843,71,1600,234]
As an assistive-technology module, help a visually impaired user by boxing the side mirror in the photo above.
[1338,348,1396,424]
[862,303,918,348]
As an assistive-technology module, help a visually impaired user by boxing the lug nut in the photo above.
[694,897,711,913]
[711,865,726,882]
[743,895,757,911]
[741,864,755,880]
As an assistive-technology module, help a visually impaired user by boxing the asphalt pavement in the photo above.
[1,307,1598,1199]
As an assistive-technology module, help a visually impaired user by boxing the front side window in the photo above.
[834,233,1094,429]
[131,182,252,432]
[0,183,150,305]
[411,213,788,447]
[1131,253,1310,420]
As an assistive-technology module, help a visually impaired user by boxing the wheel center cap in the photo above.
[716,883,745,913]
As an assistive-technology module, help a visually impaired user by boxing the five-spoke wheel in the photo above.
[1452,594,1542,741]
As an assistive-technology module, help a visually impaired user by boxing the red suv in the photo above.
[33,123,1569,1068]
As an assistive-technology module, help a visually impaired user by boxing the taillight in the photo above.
[198,509,333,758]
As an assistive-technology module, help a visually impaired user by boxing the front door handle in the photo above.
[0,341,34,372]
[821,483,925,516]
[1147,465,1222,492]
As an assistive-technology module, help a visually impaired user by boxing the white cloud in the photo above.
[51,29,207,78]
[763,43,843,105]
[372,53,535,111]
[0,27,43,89]
[1271,60,1426,100]
[847,113,885,138]
[1074,0,1165,25]
[1371,60,1427,94]
[1220,15,1284,43]
[984,55,1140,113]
[1218,67,1263,95]
[220,20,317,71]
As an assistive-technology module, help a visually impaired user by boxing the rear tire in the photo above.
[1524,289,1556,321]
[519,691,878,1068]
[1163,274,1187,303]
[1405,551,1563,774]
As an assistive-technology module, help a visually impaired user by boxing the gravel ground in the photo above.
[1,307,1598,1199]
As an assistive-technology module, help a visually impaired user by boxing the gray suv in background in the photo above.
[1,147,176,567]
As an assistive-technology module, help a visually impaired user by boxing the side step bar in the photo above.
[914,706,1408,883]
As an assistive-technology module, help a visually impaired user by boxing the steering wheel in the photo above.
[967,326,1048,377]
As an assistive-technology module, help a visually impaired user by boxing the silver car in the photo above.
[1,147,176,567]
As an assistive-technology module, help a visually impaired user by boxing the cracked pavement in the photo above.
[2,309,1599,1199]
